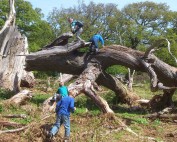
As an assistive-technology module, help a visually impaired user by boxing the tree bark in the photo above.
[0,0,35,92]
[6,90,32,105]
[25,33,177,112]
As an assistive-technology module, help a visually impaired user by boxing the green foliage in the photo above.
[0,88,15,100]
[0,104,3,112]
[152,119,161,126]
[106,65,128,75]
[12,117,32,125]
[121,1,172,49]
[75,95,98,111]
[0,0,54,52]
[47,2,121,45]
[0,0,8,28]
[30,93,51,106]
[33,71,58,79]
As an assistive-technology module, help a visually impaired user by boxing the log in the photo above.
[6,90,33,105]
[26,33,177,112]
[0,121,24,127]
[20,71,35,88]
[2,114,27,119]
[0,126,28,134]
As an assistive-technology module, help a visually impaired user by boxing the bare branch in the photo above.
[0,121,24,127]
[2,114,27,119]
[0,126,28,134]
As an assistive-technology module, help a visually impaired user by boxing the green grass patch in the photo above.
[0,104,3,112]
[12,117,32,125]
[30,93,51,106]
[0,88,15,100]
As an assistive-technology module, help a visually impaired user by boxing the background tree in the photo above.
[121,1,172,49]
[0,0,54,52]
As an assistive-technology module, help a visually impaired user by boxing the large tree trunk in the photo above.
[0,0,35,92]
[25,33,177,113]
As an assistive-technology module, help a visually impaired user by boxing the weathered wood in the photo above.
[43,32,73,49]
[26,43,177,88]
[42,97,56,115]
[0,0,35,92]
[2,114,27,119]
[0,121,24,127]
[6,90,32,105]
[0,126,28,134]
[69,63,114,113]
[42,63,114,113]
[26,33,177,112]
[20,71,35,88]
[97,72,140,106]
[58,73,74,83]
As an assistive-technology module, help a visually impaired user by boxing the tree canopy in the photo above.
[0,0,54,52]
[46,1,177,66]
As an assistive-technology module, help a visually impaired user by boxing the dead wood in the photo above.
[145,113,177,120]
[27,32,177,113]
[0,121,24,127]
[6,90,33,105]
[0,126,28,134]
[0,0,35,92]
[2,114,27,119]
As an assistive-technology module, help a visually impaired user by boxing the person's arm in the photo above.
[55,100,61,113]
[69,98,75,113]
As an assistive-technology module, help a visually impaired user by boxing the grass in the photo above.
[0,88,15,100]
[0,80,177,142]
[30,93,51,106]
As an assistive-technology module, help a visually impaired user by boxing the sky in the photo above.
[26,0,177,18]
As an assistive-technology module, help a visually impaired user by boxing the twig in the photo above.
[2,114,27,119]
[0,121,24,127]
[0,126,28,134]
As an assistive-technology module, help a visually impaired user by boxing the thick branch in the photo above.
[6,90,32,105]
[0,126,28,134]
[97,72,140,105]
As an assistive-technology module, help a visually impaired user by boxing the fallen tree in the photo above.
[25,33,177,113]
[0,0,35,92]
[6,90,33,105]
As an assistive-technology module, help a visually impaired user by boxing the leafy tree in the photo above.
[121,1,172,49]
[47,1,121,44]
[0,0,54,52]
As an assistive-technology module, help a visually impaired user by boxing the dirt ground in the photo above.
[0,112,177,142]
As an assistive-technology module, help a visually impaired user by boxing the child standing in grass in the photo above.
[48,90,75,141]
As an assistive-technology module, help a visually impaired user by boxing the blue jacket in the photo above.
[55,96,75,116]
[56,86,68,97]
[91,34,104,46]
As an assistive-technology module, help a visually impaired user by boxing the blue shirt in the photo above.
[55,96,75,116]
[56,86,68,97]
[92,34,104,46]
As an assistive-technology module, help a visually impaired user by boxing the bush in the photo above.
[106,65,128,75]
[0,88,14,100]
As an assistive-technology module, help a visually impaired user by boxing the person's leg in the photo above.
[50,115,61,136]
[89,39,94,52]
[93,39,99,53]
[76,28,83,40]
[62,115,70,138]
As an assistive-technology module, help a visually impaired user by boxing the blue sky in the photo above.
[26,0,177,18]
